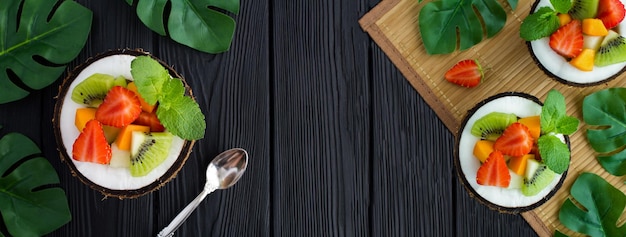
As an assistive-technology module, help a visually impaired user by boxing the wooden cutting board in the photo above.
[359,0,626,236]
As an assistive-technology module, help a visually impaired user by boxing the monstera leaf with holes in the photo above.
[0,132,71,236]
[418,0,518,55]
[0,0,92,104]
[582,88,626,176]
[126,0,239,53]
[559,173,626,236]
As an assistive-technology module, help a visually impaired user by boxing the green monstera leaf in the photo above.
[582,88,626,176]
[418,0,517,55]
[0,0,92,104]
[559,173,626,237]
[0,132,71,236]
[126,0,239,53]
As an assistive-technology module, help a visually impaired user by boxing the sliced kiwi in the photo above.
[521,159,556,196]
[569,0,599,20]
[470,112,518,141]
[71,73,128,107]
[130,131,173,177]
[595,31,626,67]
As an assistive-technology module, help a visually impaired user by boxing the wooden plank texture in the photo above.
[0,0,543,236]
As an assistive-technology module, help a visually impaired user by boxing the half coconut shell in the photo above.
[53,49,196,199]
[526,0,626,87]
[454,92,569,213]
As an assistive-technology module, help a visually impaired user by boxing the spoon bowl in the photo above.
[158,148,249,237]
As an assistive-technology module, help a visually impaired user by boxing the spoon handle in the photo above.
[157,185,218,237]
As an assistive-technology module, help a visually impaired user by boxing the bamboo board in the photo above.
[360,0,626,236]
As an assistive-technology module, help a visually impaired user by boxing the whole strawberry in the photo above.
[444,59,484,88]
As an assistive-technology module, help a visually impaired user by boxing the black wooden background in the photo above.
[0,0,539,236]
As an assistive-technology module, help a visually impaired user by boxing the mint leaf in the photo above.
[559,173,626,237]
[157,96,206,140]
[161,78,186,99]
[556,116,579,135]
[131,56,169,104]
[541,89,568,134]
[538,134,570,174]
[520,7,560,41]
[551,0,572,13]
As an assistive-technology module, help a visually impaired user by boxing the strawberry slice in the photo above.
[597,0,625,29]
[72,119,112,164]
[444,59,483,88]
[549,20,583,59]
[133,111,165,132]
[494,122,534,157]
[476,151,511,187]
[96,86,142,127]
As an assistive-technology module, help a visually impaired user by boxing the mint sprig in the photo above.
[538,89,579,174]
[131,56,206,140]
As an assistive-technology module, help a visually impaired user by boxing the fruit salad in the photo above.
[455,90,578,212]
[522,0,626,85]
[54,50,200,197]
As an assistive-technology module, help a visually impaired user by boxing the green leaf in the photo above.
[541,89,579,135]
[0,0,92,104]
[554,230,569,237]
[131,56,169,104]
[582,88,626,176]
[0,133,71,236]
[520,7,560,41]
[418,0,515,55]
[556,116,580,135]
[538,134,570,174]
[559,172,626,237]
[131,0,239,53]
[157,96,206,140]
[551,0,572,13]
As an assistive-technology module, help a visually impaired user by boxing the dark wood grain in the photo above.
[0,0,542,236]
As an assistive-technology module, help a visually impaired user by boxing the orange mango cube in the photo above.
[509,154,534,176]
[582,18,608,36]
[75,108,97,132]
[473,140,495,163]
[115,124,151,151]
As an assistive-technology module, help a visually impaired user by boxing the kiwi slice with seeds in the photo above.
[569,0,599,20]
[470,112,518,141]
[521,159,556,196]
[595,31,626,66]
[130,131,173,177]
[71,73,127,107]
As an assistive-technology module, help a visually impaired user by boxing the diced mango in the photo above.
[75,108,97,132]
[127,82,156,113]
[114,124,151,151]
[582,19,609,36]
[570,48,596,71]
[509,154,534,176]
[558,13,572,26]
[517,116,541,140]
[473,140,495,163]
